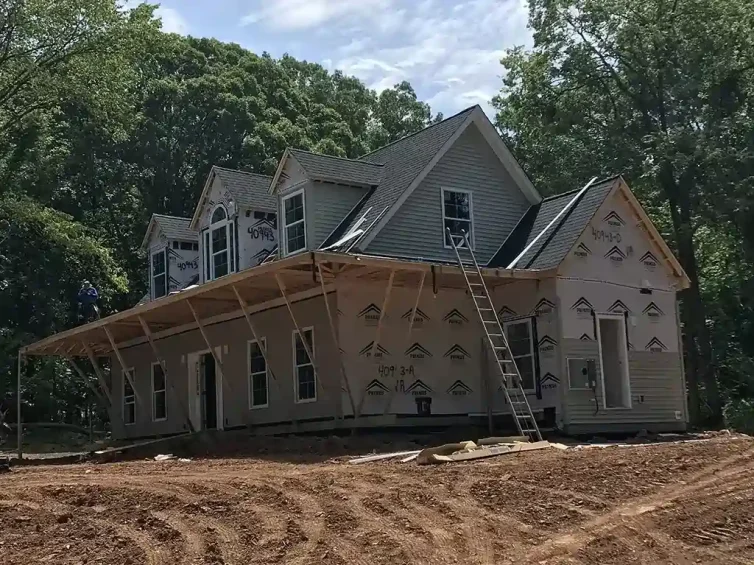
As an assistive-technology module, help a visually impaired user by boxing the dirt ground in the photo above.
[1,434,753,565]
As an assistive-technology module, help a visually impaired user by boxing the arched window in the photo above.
[206,204,235,280]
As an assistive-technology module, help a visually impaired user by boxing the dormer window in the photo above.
[151,249,167,299]
[282,190,306,255]
[204,204,235,281]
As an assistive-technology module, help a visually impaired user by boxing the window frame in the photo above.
[292,327,316,404]
[441,187,474,250]
[503,317,537,392]
[151,361,167,422]
[150,248,167,299]
[208,204,234,281]
[282,189,307,256]
[123,367,136,426]
[247,338,269,410]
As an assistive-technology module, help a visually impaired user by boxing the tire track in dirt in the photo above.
[520,445,754,563]
[153,510,205,564]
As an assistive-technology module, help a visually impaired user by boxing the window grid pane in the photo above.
[294,330,315,401]
[284,194,304,224]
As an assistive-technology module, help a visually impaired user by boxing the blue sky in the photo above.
[126,0,533,117]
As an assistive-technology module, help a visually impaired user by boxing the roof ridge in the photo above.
[213,165,272,179]
[358,105,477,160]
[152,213,191,221]
[540,174,622,202]
[290,147,385,167]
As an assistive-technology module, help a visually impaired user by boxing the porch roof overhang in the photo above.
[21,252,555,358]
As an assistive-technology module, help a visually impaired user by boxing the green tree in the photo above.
[494,0,754,425]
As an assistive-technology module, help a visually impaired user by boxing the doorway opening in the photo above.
[187,348,223,431]
[596,313,631,409]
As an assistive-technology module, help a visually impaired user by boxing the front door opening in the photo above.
[201,352,217,429]
[596,314,631,409]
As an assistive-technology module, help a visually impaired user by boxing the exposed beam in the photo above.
[103,326,142,406]
[370,270,395,358]
[66,357,108,408]
[82,342,113,405]
[275,273,332,408]
[186,298,236,423]
[138,316,195,433]
[383,271,425,416]
[316,263,356,420]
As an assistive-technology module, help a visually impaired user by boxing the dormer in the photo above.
[269,149,384,256]
[140,215,199,300]
[191,166,277,283]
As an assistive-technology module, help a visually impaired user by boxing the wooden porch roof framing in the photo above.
[21,251,552,358]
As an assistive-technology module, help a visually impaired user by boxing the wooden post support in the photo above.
[103,326,142,405]
[370,269,395,358]
[316,263,356,420]
[66,357,108,408]
[275,273,331,405]
[231,284,294,426]
[138,316,195,433]
[186,299,236,414]
[17,351,23,461]
[82,343,113,405]
[382,270,425,416]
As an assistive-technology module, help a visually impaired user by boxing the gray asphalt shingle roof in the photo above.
[213,167,276,211]
[153,214,195,241]
[321,106,476,248]
[289,149,384,186]
[488,176,619,270]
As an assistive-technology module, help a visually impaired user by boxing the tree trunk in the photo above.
[658,163,723,426]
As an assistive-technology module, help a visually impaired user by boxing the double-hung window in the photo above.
[442,188,473,248]
[151,249,167,299]
[283,190,306,255]
[248,339,269,409]
[293,328,316,402]
[152,363,167,421]
[206,205,235,281]
[503,318,536,390]
[123,369,136,425]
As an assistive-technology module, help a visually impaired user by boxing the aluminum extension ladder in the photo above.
[447,228,543,441]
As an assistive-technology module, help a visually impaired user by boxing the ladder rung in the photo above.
[472,295,489,300]
[503,373,518,378]
[469,283,484,287]
[483,320,497,324]
[520,429,538,433]
[493,346,508,350]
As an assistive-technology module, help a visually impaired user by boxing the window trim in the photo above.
[441,187,474,250]
[282,189,307,256]
[123,367,136,426]
[292,326,316,404]
[595,312,633,410]
[247,338,269,410]
[503,317,537,393]
[208,204,234,281]
[567,357,596,391]
[150,248,167,299]
[151,361,168,422]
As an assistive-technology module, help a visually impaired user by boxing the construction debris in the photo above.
[417,440,552,465]
[348,450,421,465]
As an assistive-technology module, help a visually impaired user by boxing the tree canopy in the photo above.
[494,0,754,426]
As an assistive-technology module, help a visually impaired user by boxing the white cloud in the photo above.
[242,0,395,31]
[329,0,531,116]
[156,7,189,35]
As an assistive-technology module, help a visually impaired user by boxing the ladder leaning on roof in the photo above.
[446,228,543,442]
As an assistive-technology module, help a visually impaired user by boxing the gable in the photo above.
[273,153,308,194]
[196,174,237,231]
[559,183,681,289]
[144,221,167,252]
[365,123,531,263]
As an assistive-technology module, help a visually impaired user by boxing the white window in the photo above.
[248,339,269,409]
[207,205,235,281]
[151,362,167,421]
[151,249,167,299]
[123,368,136,425]
[292,327,316,402]
[442,188,473,248]
[282,190,306,255]
[503,318,536,391]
